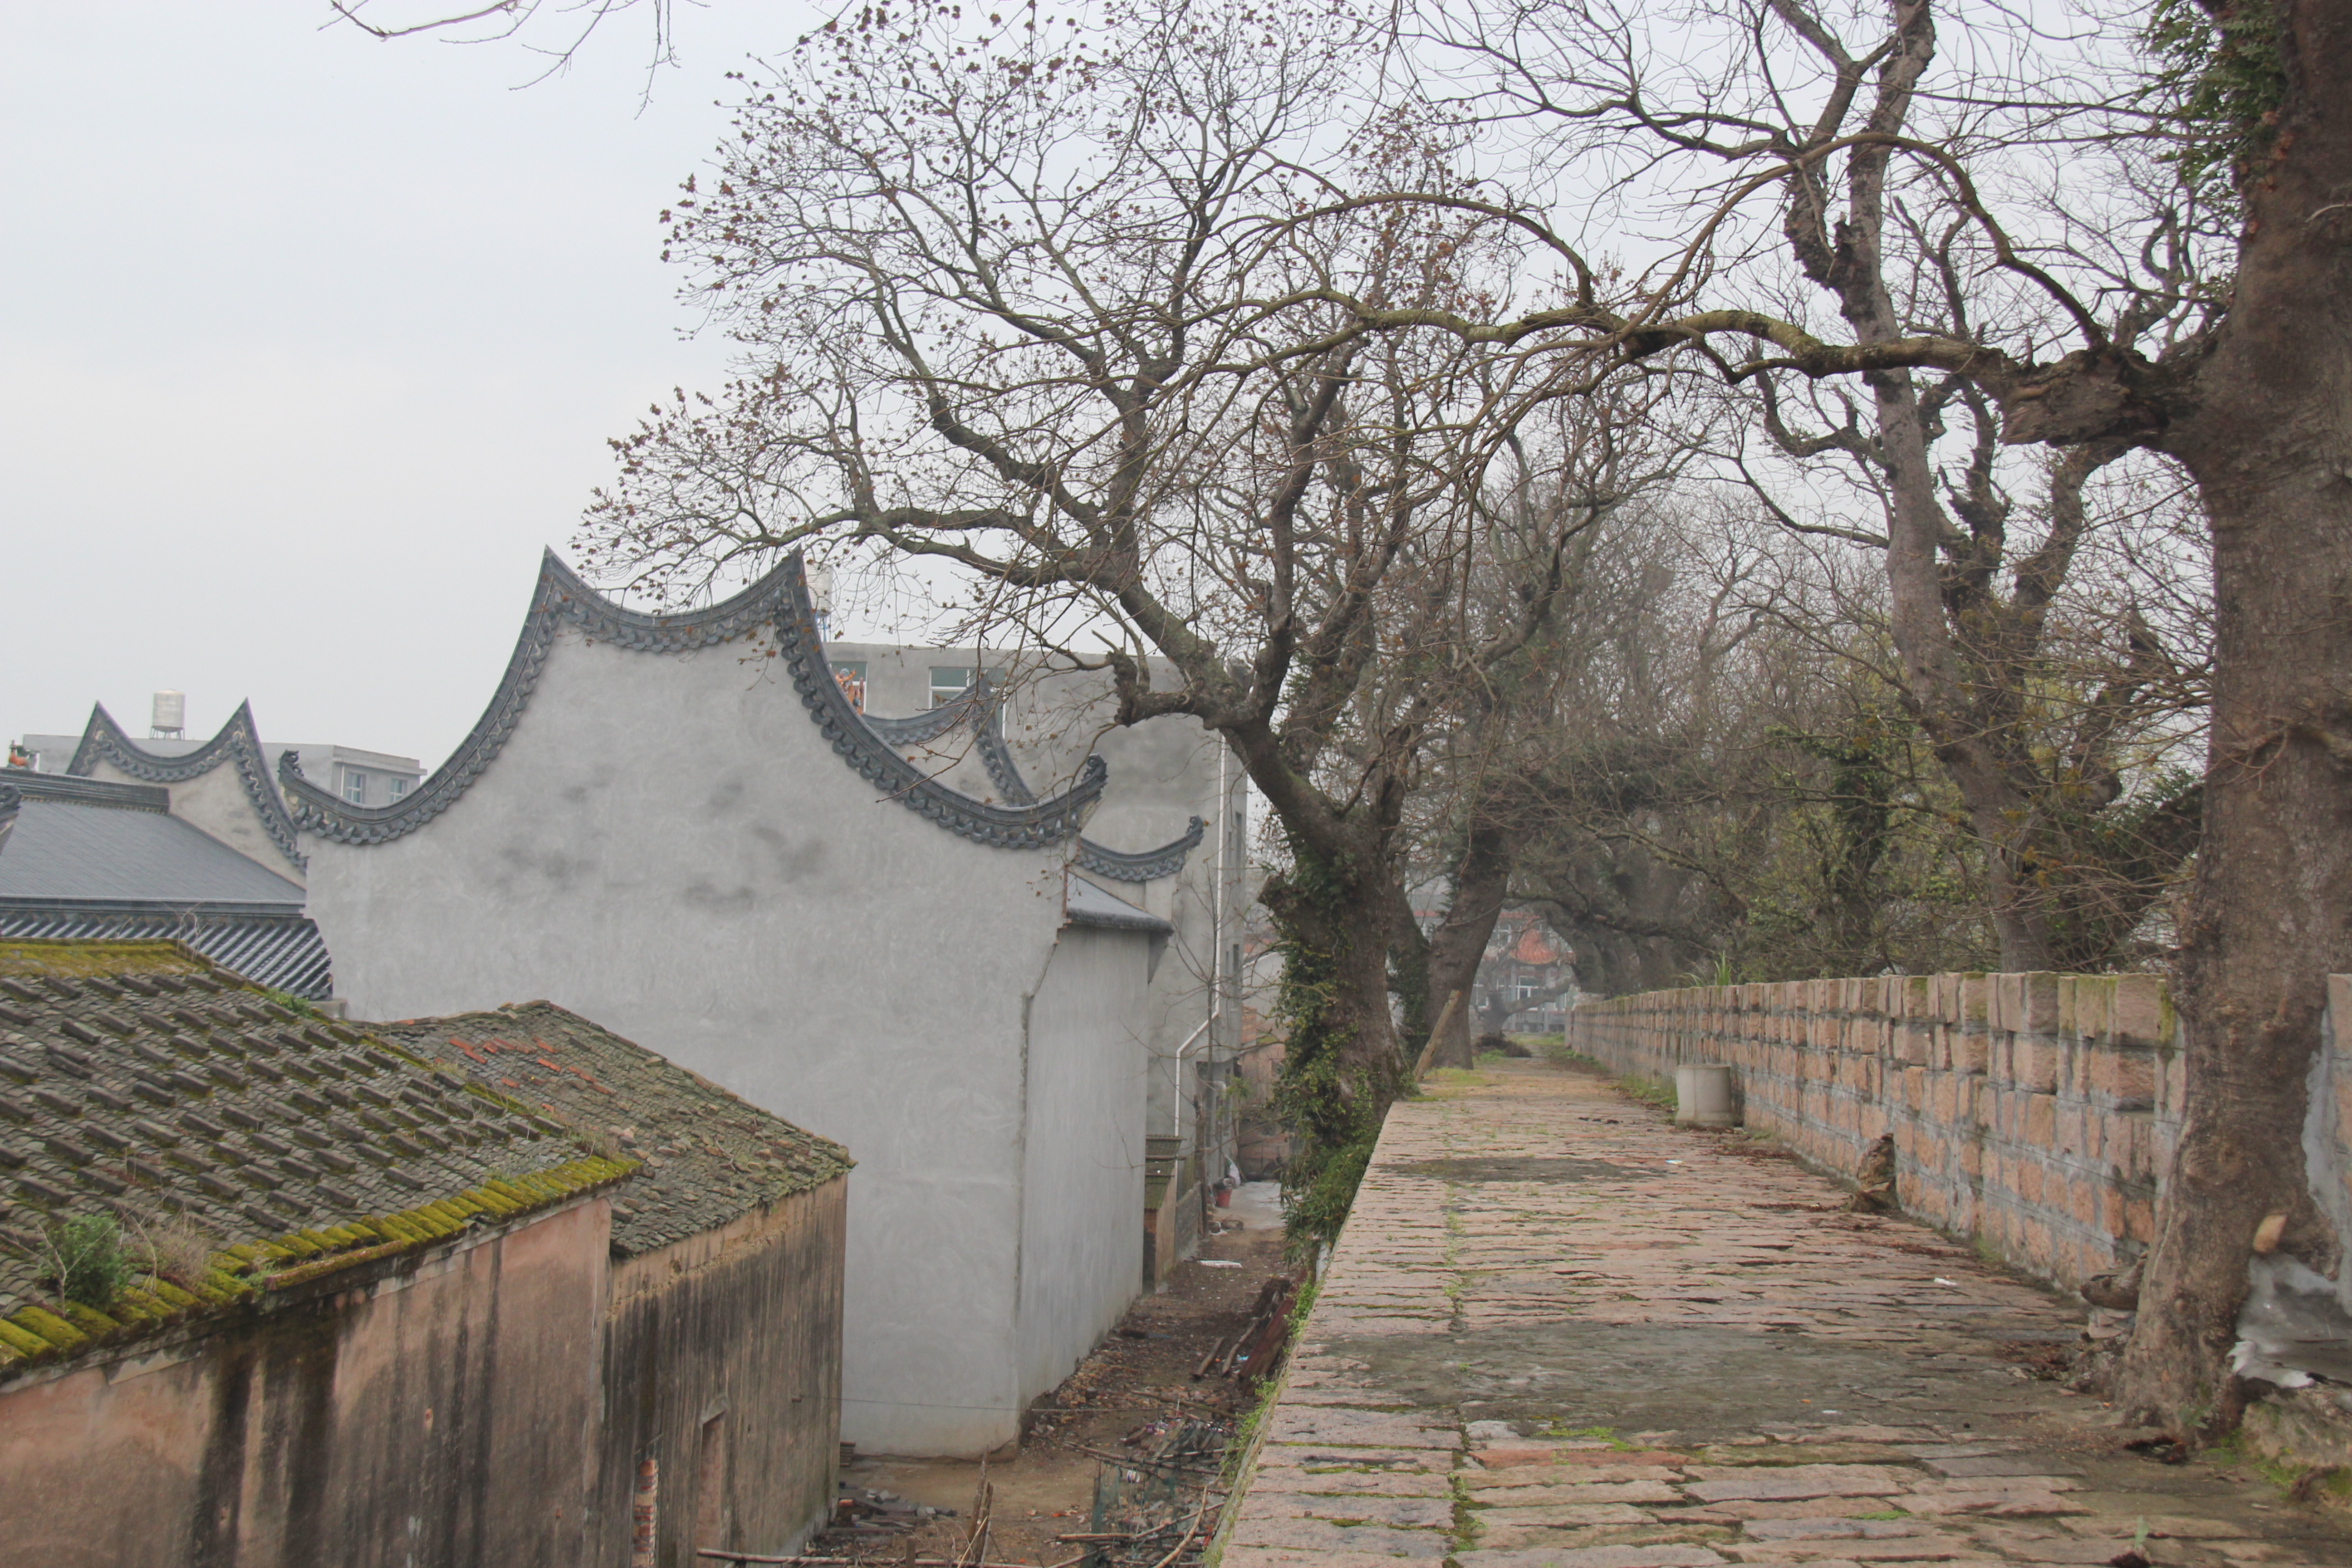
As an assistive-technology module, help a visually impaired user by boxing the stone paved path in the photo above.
[1219,1059,2352,1568]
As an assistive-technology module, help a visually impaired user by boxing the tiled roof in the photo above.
[1064,872,1175,935]
[0,939,633,1379]
[0,906,332,1000]
[0,777,305,906]
[370,1002,852,1259]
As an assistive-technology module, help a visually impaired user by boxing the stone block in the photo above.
[2054,1101,2084,1157]
[2016,1037,2060,1095]
[2025,1093,2058,1148]
[2020,973,2060,1034]
[2067,1174,2098,1229]
[1471,1462,1687,1485]
[1473,1503,1658,1532]
[1259,1468,1456,1499]
[1224,1551,1450,1568]
[2112,975,2169,1049]
[1457,1550,1726,1568]
[1742,1519,1937,1541]
[1950,1028,1987,1076]
[1474,1484,1682,1509]
[1268,1411,1464,1449]
[1894,1485,2085,1517]
[1243,1494,1458,1530]
[2075,975,2113,1041]
[1264,1444,1458,1474]
[1681,1466,1911,1502]
[1228,1520,1451,1558]
[2015,1155,2045,1205]
[2088,1045,2158,1112]
[1692,1498,1904,1523]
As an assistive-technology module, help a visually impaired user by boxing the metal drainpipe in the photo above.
[1168,1018,1210,1138]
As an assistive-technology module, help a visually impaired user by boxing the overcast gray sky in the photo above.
[2,3,825,768]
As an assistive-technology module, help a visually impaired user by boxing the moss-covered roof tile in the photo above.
[368,1001,852,1259]
[0,940,634,1379]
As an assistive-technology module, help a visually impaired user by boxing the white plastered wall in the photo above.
[1017,926,1152,1401]
[302,626,1114,1455]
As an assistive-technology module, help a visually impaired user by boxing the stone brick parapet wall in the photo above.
[1564,972,2183,1294]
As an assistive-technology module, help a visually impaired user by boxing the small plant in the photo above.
[1618,1077,1678,1114]
[1536,1422,1633,1449]
[1853,1510,1908,1521]
[45,1213,132,1307]
[262,988,327,1020]
[137,1211,221,1287]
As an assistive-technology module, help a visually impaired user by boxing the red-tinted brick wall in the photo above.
[1564,973,2181,1293]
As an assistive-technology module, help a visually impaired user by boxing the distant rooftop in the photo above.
[0,777,331,998]
[0,776,303,907]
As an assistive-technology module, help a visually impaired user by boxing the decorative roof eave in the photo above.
[1077,817,1206,883]
[283,550,1106,852]
[959,693,1206,883]
[65,702,306,873]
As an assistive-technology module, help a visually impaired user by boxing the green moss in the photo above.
[10,1305,91,1351]
[0,940,207,980]
[0,1318,53,1358]
[147,1279,200,1309]
[1536,1423,1635,1449]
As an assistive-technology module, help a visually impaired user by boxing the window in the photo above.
[833,660,868,713]
[343,770,367,804]
[928,666,972,709]
[388,776,409,802]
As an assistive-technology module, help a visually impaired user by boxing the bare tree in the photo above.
[1285,0,2337,1434]
[1389,388,1701,1068]
[577,1,1655,1240]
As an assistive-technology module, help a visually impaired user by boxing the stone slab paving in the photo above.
[1220,1060,2352,1568]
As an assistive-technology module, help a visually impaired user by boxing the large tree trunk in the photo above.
[1421,824,1514,1071]
[2113,0,2352,1429]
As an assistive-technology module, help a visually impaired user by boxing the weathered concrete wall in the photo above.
[0,1196,609,1568]
[603,1179,848,1568]
[1018,928,1152,1400]
[304,626,1099,1455]
[1566,972,2182,1292]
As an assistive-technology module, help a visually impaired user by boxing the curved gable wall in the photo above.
[70,702,308,881]
[299,561,1142,1457]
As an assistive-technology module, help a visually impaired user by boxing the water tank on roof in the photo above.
[151,690,186,739]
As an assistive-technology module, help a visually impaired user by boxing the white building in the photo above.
[823,639,1249,1279]
[284,551,1229,1456]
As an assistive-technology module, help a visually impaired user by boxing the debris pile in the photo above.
[1069,1417,1230,1568]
